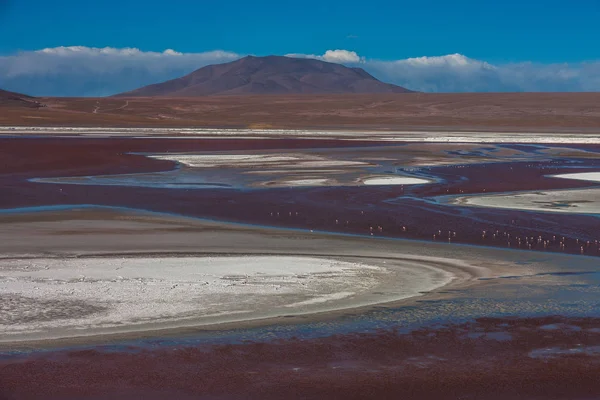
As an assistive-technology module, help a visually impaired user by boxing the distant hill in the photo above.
[116,55,413,97]
[0,89,44,108]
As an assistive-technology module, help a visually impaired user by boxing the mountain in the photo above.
[116,55,413,96]
[0,89,44,108]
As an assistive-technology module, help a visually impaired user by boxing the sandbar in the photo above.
[4,255,452,342]
[449,188,600,215]
[550,172,600,183]
[361,176,431,185]
[0,206,517,347]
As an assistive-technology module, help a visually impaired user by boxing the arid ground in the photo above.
[3,93,600,131]
[1,128,600,399]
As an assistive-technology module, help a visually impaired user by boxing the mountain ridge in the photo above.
[116,55,413,97]
[0,89,44,108]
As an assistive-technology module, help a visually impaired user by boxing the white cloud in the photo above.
[2,46,600,96]
[285,49,363,64]
[0,46,240,96]
[398,53,493,68]
[286,51,600,92]
[37,46,185,57]
[366,54,501,92]
[322,50,362,63]
[366,54,600,92]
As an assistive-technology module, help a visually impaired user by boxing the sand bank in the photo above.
[149,153,368,169]
[280,178,330,186]
[3,255,452,342]
[550,171,600,183]
[0,252,457,344]
[3,126,600,144]
[361,176,431,185]
[0,207,508,346]
[450,188,600,215]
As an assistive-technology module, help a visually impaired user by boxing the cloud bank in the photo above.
[1,46,600,96]
[366,54,600,93]
[0,46,239,96]
[286,49,363,64]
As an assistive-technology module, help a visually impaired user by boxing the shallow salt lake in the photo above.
[550,172,600,183]
[450,188,600,215]
[31,150,434,189]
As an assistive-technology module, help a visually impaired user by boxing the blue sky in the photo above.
[1,0,599,95]
[1,0,598,63]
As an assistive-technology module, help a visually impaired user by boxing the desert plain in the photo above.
[2,92,600,131]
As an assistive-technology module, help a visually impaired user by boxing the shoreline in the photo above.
[1,203,594,260]
[0,250,482,351]
[1,126,600,143]
[0,208,503,351]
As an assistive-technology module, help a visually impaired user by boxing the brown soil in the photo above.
[2,93,600,131]
[0,89,43,109]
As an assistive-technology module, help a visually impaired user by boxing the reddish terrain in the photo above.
[2,93,600,130]
[2,137,600,399]
[0,89,43,108]
[3,316,600,399]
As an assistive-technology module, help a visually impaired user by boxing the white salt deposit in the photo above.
[450,188,600,214]
[149,153,368,169]
[362,176,431,185]
[281,178,329,186]
[0,255,454,341]
[289,160,367,168]
[4,126,600,144]
[150,154,301,168]
[0,256,377,337]
[284,291,356,307]
[550,172,600,183]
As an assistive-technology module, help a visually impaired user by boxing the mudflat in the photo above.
[0,208,494,348]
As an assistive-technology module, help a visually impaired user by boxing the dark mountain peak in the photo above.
[0,89,44,108]
[117,55,413,97]
[0,89,32,99]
